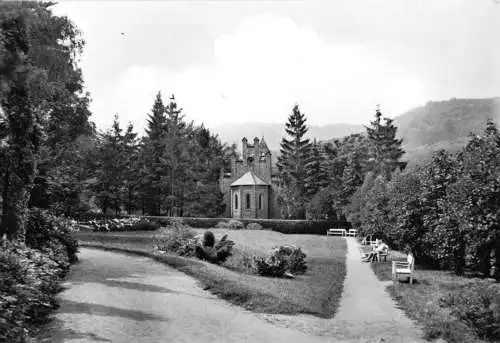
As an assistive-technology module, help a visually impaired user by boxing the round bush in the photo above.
[26,208,79,264]
[246,223,264,230]
[202,231,215,248]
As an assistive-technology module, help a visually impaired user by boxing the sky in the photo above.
[52,0,500,134]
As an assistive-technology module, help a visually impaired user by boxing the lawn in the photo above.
[367,251,496,343]
[75,229,347,318]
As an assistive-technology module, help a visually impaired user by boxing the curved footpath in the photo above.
[40,238,430,343]
[39,248,331,343]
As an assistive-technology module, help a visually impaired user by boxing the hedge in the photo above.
[138,216,351,235]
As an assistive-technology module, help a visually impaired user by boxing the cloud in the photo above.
[94,13,428,134]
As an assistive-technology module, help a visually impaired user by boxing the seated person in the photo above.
[362,239,388,262]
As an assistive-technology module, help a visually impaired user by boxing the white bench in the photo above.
[392,254,415,284]
[361,236,377,246]
[327,228,347,236]
[347,229,358,237]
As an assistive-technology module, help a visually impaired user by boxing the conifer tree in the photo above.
[163,94,190,216]
[93,115,137,215]
[145,92,167,140]
[277,104,313,218]
[138,92,168,215]
[305,139,328,197]
[365,105,405,179]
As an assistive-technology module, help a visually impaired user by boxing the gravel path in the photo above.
[39,248,332,343]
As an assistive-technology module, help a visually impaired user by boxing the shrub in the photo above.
[86,217,159,232]
[440,281,500,340]
[276,245,307,275]
[424,319,475,343]
[0,243,67,342]
[26,208,79,265]
[73,212,126,222]
[253,255,288,277]
[202,231,215,247]
[194,231,235,264]
[215,221,228,229]
[227,219,244,230]
[152,221,197,257]
[246,223,264,230]
[215,219,244,230]
[254,245,307,277]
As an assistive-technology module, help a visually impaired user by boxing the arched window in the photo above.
[246,194,251,209]
[259,194,263,210]
[234,194,238,210]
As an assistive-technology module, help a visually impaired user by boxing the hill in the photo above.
[213,98,500,167]
[394,97,500,166]
[213,122,364,150]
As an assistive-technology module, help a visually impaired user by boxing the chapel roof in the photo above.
[230,171,269,187]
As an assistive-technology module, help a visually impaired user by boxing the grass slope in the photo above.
[76,230,347,318]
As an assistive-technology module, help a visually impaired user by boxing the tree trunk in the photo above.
[1,165,10,219]
[102,196,108,215]
[0,158,36,243]
[454,241,466,276]
[490,246,498,279]
[127,185,132,215]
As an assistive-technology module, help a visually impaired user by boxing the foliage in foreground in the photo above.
[440,281,500,341]
[26,208,79,265]
[0,242,71,342]
[0,208,80,342]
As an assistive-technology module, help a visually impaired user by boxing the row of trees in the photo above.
[88,93,233,218]
[276,104,404,220]
[349,120,500,277]
[0,3,233,245]
[276,104,498,278]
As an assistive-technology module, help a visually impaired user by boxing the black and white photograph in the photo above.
[0,0,499,342]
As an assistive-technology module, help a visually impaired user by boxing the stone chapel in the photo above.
[219,137,281,219]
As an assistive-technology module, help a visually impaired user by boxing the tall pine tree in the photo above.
[277,104,313,218]
[138,92,168,215]
[365,105,405,180]
[163,94,190,216]
[305,139,328,197]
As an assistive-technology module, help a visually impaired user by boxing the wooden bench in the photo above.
[361,236,377,246]
[327,228,347,236]
[392,254,415,284]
